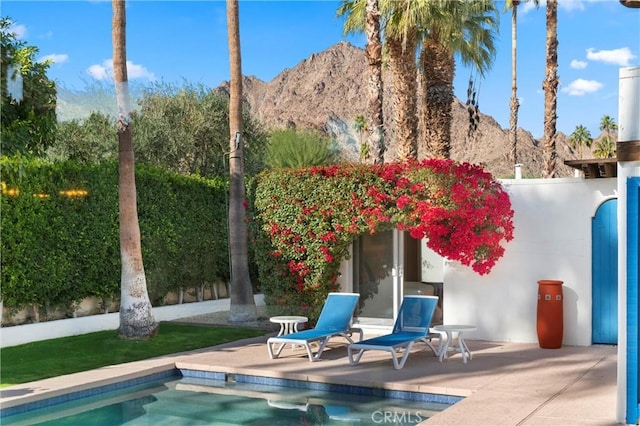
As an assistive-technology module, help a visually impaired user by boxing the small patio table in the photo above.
[433,324,477,363]
[269,316,308,336]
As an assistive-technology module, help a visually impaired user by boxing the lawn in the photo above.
[0,322,267,387]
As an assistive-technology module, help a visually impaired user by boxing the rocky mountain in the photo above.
[218,41,588,178]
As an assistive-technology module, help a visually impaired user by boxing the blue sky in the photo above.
[4,0,639,138]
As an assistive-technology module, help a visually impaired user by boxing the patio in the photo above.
[0,332,618,425]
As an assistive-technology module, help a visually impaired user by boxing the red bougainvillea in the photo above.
[252,159,514,320]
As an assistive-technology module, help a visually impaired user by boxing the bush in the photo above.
[252,159,514,323]
[1,156,229,318]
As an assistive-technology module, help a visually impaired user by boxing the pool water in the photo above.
[2,372,458,425]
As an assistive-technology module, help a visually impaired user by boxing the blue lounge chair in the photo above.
[347,295,440,369]
[267,292,363,362]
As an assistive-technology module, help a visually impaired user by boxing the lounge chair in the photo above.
[347,295,440,370]
[267,292,363,362]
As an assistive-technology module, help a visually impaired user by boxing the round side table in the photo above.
[269,316,308,336]
[433,324,477,363]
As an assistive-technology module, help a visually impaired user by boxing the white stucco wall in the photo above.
[443,177,617,346]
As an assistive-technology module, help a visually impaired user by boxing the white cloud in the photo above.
[561,78,603,96]
[8,23,27,39]
[520,2,540,15]
[586,47,636,67]
[521,0,586,14]
[87,61,111,80]
[570,59,588,69]
[86,59,156,81]
[558,0,586,12]
[41,54,69,64]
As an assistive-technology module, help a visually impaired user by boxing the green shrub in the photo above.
[265,128,341,169]
[1,156,229,317]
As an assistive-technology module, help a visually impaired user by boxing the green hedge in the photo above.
[1,156,229,317]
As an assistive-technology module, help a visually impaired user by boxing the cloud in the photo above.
[561,78,603,96]
[586,47,636,67]
[41,54,69,64]
[558,0,586,12]
[8,23,27,39]
[86,59,156,81]
[570,59,588,69]
[521,0,586,14]
[520,2,540,14]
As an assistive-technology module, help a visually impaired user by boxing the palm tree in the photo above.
[418,0,498,159]
[339,0,385,164]
[385,25,419,160]
[340,0,497,161]
[594,115,618,159]
[594,137,616,159]
[226,0,257,323]
[569,124,592,159]
[340,0,419,160]
[599,115,618,140]
[364,0,385,164]
[542,0,559,178]
[353,114,369,161]
[111,0,157,339]
[507,0,520,166]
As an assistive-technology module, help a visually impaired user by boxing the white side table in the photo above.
[269,316,308,336]
[433,324,477,363]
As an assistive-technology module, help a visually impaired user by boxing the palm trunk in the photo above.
[227,0,257,323]
[509,1,520,166]
[387,32,418,160]
[112,0,157,339]
[420,37,455,159]
[542,0,559,178]
[365,0,385,165]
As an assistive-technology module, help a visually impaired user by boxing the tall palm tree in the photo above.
[386,27,419,160]
[340,0,419,160]
[353,113,368,161]
[364,0,385,164]
[111,0,157,339]
[542,0,559,178]
[508,0,520,166]
[505,0,540,166]
[339,0,385,164]
[226,0,257,323]
[569,124,592,159]
[599,115,618,140]
[418,0,498,159]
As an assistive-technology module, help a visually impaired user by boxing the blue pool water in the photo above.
[1,370,461,425]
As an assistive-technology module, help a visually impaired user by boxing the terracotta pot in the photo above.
[536,280,564,349]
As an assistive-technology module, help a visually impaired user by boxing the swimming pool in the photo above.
[1,369,461,425]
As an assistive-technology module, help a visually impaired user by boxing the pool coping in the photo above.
[0,363,463,421]
[0,335,619,425]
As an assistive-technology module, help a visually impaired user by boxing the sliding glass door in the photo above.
[352,230,401,327]
[351,230,444,329]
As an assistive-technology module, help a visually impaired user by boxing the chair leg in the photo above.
[348,346,366,365]
[348,327,364,342]
[267,340,287,359]
[309,337,330,361]
[421,336,442,357]
[394,342,414,370]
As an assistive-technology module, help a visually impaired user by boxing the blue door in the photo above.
[592,198,618,344]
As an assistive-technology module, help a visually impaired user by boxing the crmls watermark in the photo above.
[371,410,425,424]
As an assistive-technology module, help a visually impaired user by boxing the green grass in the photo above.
[0,322,267,387]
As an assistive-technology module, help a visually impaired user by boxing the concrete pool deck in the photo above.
[0,332,619,425]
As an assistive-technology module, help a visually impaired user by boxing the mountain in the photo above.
[57,41,594,178]
[217,41,585,178]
